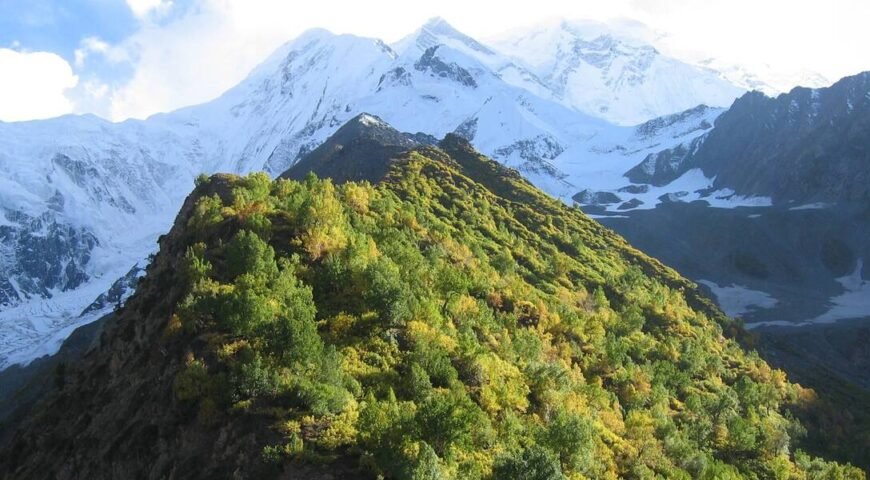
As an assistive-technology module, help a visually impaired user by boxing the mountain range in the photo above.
[0,17,754,368]
[1,15,868,409]
[1,13,870,473]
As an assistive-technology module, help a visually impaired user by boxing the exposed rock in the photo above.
[414,46,478,88]
[633,104,714,140]
[281,113,423,183]
[81,265,144,316]
[657,191,689,203]
[376,67,412,91]
[625,135,706,186]
[0,211,98,307]
[617,198,645,210]
[572,190,622,205]
[617,184,649,194]
[493,135,567,179]
[453,117,478,141]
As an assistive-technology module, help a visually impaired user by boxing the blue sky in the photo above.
[2,0,870,122]
[0,0,161,120]
[0,0,208,120]
[0,0,139,59]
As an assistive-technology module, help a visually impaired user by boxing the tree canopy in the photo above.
[167,144,865,479]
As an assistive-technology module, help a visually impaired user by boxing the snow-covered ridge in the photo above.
[489,19,746,125]
[689,57,832,97]
[0,18,744,367]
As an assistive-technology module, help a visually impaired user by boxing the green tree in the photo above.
[269,267,321,365]
[225,229,278,280]
[491,445,566,480]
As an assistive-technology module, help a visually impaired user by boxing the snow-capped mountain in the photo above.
[0,18,741,368]
[692,59,832,97]
[489,19,746,125]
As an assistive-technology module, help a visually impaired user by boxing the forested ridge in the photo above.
[0,136,863,479]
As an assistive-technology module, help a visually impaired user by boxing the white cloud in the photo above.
[126,0,173,18]
[74,37,109,67]
[74,36,129,68]
[0,49,78,122]
[83,79,110,99]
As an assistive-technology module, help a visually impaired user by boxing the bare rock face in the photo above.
[626,72,870,204]
[0,210,98,307]
[414,46,478,88]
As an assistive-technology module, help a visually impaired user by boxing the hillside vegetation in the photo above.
[1,137,862,479]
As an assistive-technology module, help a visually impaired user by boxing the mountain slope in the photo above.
[1,121,863,479]
[577,73,870,447]
[581,73,870,335]
[0,114,196,367]
[627,71,870,204]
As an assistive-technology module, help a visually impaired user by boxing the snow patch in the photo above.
[698,280,778,318]
[811,259,870,324]
[489,20,746,125]
[789,202,830,211]
[0,259,144,368]
[572,168,772,212]
[747,259,870,329]
[586,214,629,219]
[358,114,386,127]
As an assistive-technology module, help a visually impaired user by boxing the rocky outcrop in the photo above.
[414,46,478,88]
[625,135,707,186]
[0,210,98,307]
[633,104,714,140]
[572,190,622,206]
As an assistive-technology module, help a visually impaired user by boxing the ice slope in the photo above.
[489,19,747,125]
[0,20,733,367]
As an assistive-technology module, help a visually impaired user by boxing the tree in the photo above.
[269,267,321,365]
[225,230,277,281]
[491,445,566,480]
[410,442,444,480]
[189,194,225,230]
[538,409,597,475]
[415,389,488,456]
[299,178,349,259]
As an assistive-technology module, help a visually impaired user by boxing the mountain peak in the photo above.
[280,114,434,183]
[422,16,453,30]
[395,16,494,57]
[626,72,870,202]
[350,112,390,129]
